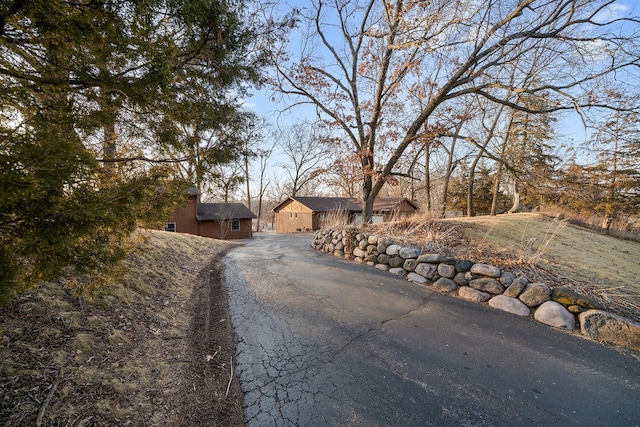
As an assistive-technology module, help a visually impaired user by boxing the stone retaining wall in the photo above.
[311,228,640,353]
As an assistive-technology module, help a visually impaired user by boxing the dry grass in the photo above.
[444,213,640,322]
[0,230,242,426]
[346,212,640,322]
[319,209,354,230]
[365,213,465,253]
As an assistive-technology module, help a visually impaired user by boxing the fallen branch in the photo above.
[36,369,63,426]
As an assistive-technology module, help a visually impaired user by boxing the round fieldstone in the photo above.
[407,272,429,284]
[375,264,389,271]
[399,246,421,259]
[453,272,469,286]
[458,286,491,303]
[455,259,474,272]
[377,254,390,264]
[470,263,501,278]
[503,275,527,298]
[437,263,456,279]
[364,254,378,263]
[368,235,379,245]
[469,278,504,295]
[519,283,550,307]
[386,244,402,256]
[358,239,369,250]
[403,259,418,272]
[353,247,366,258]
[488,295,531,316]
[534,301,575,329]
[500,271,516,286]
[389,267,407,276]
[388,256,405,268]
[433,278,458,293]
[414,263,439,280]
[417,254,453,264]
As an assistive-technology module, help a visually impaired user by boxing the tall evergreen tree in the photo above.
[0,0,263,299]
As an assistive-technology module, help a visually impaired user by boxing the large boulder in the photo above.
[469,278,504,295]
[389,267,407,277]
[458,286,491,303]
[470,263,501,278]
[534,301,575,329]
[353,247,366,258]
[386,244,402,256]
[433,278,458,293]
[437,263,456,279]
[403,259,418,272]
[551,287,601,310]
[503,275,527,298]
[407,272,429,284]
[399,246,421,259]
[388,256,405,268]
[455,259,474,272]
[417,254,454,264]
[488,295,531,317]
[579,310,640,351]
[414,263,439,281]
[519,283,550,307]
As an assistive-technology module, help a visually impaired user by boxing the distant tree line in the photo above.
[262,0,640,228]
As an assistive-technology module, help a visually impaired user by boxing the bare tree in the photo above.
[277,123,328,196]
[255,144,275,231]
[270,0,640,222]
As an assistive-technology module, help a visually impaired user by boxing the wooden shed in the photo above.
[272,196,418,233]
[165,192,256,240]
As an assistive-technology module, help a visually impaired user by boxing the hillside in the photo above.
[444,213,640,322]
[0,231,244,426]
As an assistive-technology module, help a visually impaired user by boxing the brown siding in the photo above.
[167,197,254,240]
[169,195,198,235]
[199,219,253,240]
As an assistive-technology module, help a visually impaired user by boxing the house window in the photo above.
[231,220,240,231]
[164,222,176,232]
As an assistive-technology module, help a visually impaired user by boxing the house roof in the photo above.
[197,203,256,221]
[273,197,418,213]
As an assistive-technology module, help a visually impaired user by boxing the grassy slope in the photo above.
[0,230,239,426]
[444,213,640,318]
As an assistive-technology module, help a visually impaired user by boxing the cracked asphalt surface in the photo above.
[225,233,640,426]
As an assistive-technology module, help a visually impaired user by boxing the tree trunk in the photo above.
[490,162,504,216]
[361,152,374,223]
[424,144,431,212]
[103,122,117,178]
[438,133,459,219]
[508,180,520,214]
[244,153,251,211]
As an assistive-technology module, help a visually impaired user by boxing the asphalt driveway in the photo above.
[225,233,640,426]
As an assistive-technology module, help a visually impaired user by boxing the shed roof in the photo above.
[273,197,418,213]
[197,203,256,221]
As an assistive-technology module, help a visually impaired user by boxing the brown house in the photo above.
[165,192,256,240]
[272,196,418,233]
